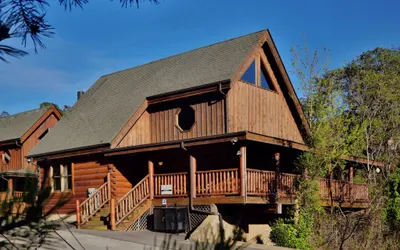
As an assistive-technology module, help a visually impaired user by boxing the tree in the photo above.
[0,111,10,117]
[0,0,159,62]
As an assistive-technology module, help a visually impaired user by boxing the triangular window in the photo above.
[260,63,274,90]
[240,60,256,84]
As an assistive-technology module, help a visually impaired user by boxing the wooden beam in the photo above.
[148,83,230,105]
[349,167,354,183]
[110,198,116,230]
[246,131,308,151]
[239,146,247,198]
[105,132,246,157]
[76,200,81,229]
[148,160,154,200]
[190,155,197,199]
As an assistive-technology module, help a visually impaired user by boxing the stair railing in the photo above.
[115,175,150,226]
[77,173,111,227]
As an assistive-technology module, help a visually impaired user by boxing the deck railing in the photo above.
[13,191,24,198]
[247,169,275,195]
[115,175,150,225]
[78,173,111,226]
[154,172,188,197]
[196,168,239,196]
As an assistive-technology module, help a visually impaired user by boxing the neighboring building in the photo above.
[0,105,62,200]
[28,30,374,231]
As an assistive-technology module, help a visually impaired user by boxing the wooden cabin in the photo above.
[28,30,374,231]
[0,105,62,201]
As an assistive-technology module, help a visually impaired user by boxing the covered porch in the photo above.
[107,134,370,207]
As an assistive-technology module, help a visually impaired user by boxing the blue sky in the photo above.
[1,0,399,114]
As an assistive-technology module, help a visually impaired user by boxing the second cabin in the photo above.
[28,30,375,232]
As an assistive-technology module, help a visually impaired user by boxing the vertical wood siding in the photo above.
[0,148,22,172]
[22,114,59,170]
[150,98,225,143]
[118,111,151,148]
[228,81,304,144]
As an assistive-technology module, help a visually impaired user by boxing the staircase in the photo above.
[80,205,110,230]
[76,174,152,231]
[117,199,152,231]
[76,173,111,229]
[115,175,151,231]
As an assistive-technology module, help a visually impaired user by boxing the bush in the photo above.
[270,211,313,250]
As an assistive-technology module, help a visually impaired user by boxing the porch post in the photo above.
[190,155,197,199]
[110,198,116,230]
[76,200,81,229]
[349,167,354,183]
[148,160,154,200]
[274,152,282,214]
[274,152,281,194]
[7,178,13,200]
[239,146,247,198]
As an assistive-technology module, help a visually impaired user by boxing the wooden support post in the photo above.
[240,146,247,198]
[76,200,81,229]
[107,172,111,202]
[110,198,116,230]
[148,160,154,200]
[274,152,281,195]
[7,178,13,200]
[190,155,197,199]
[349,167,354,183]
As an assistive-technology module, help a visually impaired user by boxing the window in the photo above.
[52,163,72,192]
[240,56,277,91]
[260,63,274,90]
[2,150,10,164]
[240,60,256,84]
[38,129,49,140]
[175,105,195,132]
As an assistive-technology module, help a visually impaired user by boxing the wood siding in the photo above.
[117,111,151,148]
[41,159,109,214]
[150,98,225,143]
[0,147,22,172]
[23,114,59,170]
[228,80,304,144]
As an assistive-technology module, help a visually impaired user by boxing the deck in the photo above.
[151,168,369,206]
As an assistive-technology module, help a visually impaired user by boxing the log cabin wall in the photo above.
[228,80,304,144]
[39,156,110,214]
[149,93,226,143]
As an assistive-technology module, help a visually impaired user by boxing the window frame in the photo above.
[2,150,11,165]
[51,163,74,193]
[175,105,196,133]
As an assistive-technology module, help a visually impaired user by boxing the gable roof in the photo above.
[29,30,266,157]
[0,108,49,143]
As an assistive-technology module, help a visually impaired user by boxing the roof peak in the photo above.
[102,29,268,78]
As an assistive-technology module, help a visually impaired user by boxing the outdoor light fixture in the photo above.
[376,167,381,174]
[158,161,163,166]
[231,137,238,145]
[236,150,242,156]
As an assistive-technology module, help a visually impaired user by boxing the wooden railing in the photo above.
[196,169,239,196]
[13,191,24,198]
[115,175,150,225]
[280,173,298,196]
[78,173,111,226]
[319,179,368,202]
[247,169,275,195]
[154,172,188,197]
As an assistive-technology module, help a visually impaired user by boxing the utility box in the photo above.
[153,207,188,233]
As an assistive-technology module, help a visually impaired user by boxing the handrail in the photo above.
[79,173,111,226]
[115,175,150,226]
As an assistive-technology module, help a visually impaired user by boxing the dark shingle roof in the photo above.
[29,30,265,156]
[0,108,48,142]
